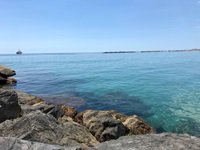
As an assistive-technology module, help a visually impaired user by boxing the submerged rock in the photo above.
[94,133,200,150]
[0,90,21,123]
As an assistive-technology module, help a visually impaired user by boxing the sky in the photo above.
[0,0,200,54]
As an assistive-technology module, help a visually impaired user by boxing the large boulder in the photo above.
[0,137,78,150]
[75,110,155,142]
[94,133,200,150]
[0,90,21,123]
[0,65,16,78]
[75,110,127,142]
[0,111,99,149]
[111,113,156,135]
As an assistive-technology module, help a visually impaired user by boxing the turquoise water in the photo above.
[1,52,200,136]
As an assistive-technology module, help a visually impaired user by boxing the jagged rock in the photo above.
[60,105,78,118]
[94,133,200,150]
[75,110,155,142]
[46,105,65,119]
[111,113,156,135]
[0,65,16,78]
[75,110,127,142]
[0,136,79,150]
[0,90,21,123]
[0,111,99,148]
[16,91,57,116]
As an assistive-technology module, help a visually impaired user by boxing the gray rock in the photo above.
[0,111,99,149]
[95,133,200,150]
[0,136,79,150]
[75,110,155,142]
[0,64,16,78]
[0,90,21,123]
[16,91,44,105]
[75,110,127,142]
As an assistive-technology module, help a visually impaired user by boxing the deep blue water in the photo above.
[1,52,200,136]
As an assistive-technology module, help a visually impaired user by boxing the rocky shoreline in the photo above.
[1,64,200,150]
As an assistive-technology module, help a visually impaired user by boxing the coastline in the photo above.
[1,64,200,149]
[103,49,200,54]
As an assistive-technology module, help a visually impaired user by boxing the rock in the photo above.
[111,114,156,135]
[75,110,156,142]
[6,78,17,85]
[0,64,16,78]
[16,91,43,105]
[60,105,78,118]
[47,106,65,119]
[0,136,79,150]
[94,133,200,150]
[75,110,127,142]
[0,111,99,148]
[0,76,7,84]
[15,91,57,115]
[0,90,21,123]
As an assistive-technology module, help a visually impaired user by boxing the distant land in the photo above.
[103,49,200,54]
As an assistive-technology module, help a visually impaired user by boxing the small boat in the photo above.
[16,49,22,54]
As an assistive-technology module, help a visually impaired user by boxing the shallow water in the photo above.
[1,52,200,136]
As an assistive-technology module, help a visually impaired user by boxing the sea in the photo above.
[1,52,200,137]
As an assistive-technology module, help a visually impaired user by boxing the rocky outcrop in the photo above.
[0,90,21,123]
[0,111,99,149]
[94,133,200,150]
[0,137,78,150]
[0,65,16,78]
[75,110,155,142]
[0,65,16,86]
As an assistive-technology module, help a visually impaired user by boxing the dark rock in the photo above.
[0,111,99,148]
[6,78,17,85]
[0,136,79,150]
[47,106,65,119]
[94,133,200,150]
[0,76,7,85]
[0,65,16,78]
[0,90,21,123]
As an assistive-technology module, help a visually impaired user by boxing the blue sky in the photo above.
[0,0,200,54]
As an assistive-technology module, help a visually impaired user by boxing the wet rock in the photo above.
[94,133,200,150]
[0,136,79,150]
[0,90,21,123]
[0,111,99,148]
[0,65,16,78]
